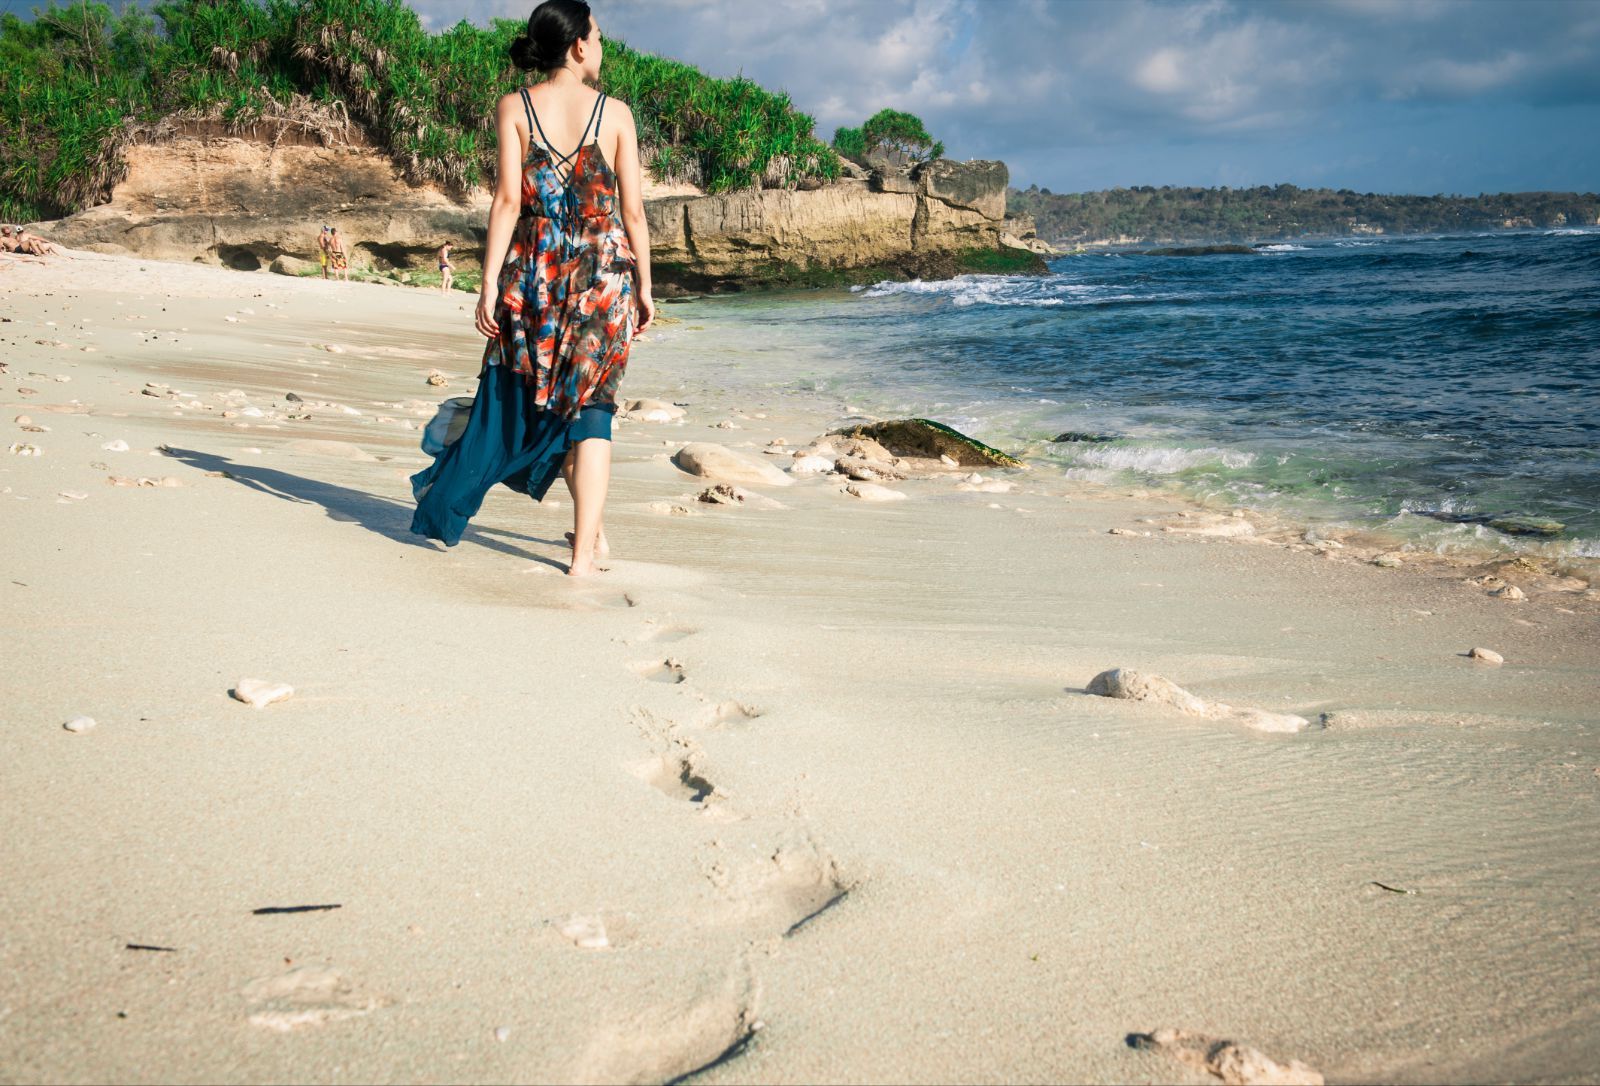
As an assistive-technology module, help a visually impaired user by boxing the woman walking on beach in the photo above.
[411,0,653,576]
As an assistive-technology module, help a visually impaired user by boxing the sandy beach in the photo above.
[3,250,1598,1084]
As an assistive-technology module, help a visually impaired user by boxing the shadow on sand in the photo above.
[162,446,570,571]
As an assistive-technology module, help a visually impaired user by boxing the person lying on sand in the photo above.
[2,225,58,257]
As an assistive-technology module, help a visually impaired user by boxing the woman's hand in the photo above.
[475,289,500,339]
[634,289,655,335]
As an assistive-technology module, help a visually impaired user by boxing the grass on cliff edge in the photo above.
[0,0,841,223]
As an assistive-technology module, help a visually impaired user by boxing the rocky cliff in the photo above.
[38,124,487,273]
[36,126,1045,289]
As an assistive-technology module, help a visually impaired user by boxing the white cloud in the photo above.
[408,0,1600,188]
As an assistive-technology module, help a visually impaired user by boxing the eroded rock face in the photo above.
[646,158,1030,291]
[919,159,1007,220]
[36,130,486,273]
[38,124,1036,289]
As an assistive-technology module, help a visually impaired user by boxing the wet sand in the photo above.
[2,251,1598,1084]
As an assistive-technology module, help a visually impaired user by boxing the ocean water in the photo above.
[684,228,1600,559]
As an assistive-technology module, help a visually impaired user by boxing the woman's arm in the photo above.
[610,100,654,333]
[476,94,527,339]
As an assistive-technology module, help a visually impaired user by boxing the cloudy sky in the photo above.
[7,0,1595,193]
[410,0,1599,195]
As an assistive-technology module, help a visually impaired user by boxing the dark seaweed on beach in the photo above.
[1367,881,1417,895]
[252,904,342,915]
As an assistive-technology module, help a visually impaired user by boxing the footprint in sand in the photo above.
[629,622,697,645]
[632,752,715,803]
[241,965,389,1031]
[694,699,763,731]
[571,964,761,1085]
[632,658,688,685]
[702,840,853,936]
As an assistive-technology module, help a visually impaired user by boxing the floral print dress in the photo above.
[411,89,638,547]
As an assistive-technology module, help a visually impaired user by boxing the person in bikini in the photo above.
[437,240,455,293]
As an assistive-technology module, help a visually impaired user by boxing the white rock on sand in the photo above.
[1492,584,1527,601]
[845,482,908,502]
[555,914,609,949]
[789,455,835,476]
[622,398,685,423]
[1087,667,1312,734]
[1468,646,1505,666]
[696,484,784,510]
[1130,1027,1324,1086]
[232,679,295,709]
[62,715,97,734]
[672,443,793,488]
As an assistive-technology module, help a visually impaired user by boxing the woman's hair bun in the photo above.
[510,0,592,72]
[508,34,544,71]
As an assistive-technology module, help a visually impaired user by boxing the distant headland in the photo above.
[1008,184,1600,249]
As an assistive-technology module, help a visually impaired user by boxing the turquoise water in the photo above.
[686,229,1600,558]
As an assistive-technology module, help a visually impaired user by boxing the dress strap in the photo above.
[519,87,536,149]
[592,94,606,144]
[528,90,604,172]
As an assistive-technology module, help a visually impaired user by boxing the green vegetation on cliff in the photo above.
[832,107,944,167]
[0,0,840,223]
[1007,183,1600,246]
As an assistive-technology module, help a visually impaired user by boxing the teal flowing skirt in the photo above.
[410,362,614,547]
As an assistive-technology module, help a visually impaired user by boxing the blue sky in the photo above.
[7,0,1597,194]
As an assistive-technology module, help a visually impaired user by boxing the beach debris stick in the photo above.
[1367,881,1417,895]
[125,943,178,952]
[252,904,342,915]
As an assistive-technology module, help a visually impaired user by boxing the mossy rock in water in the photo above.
[1051,431,1117,443]
[829,418,1024,468]
[1488,515,1564,537]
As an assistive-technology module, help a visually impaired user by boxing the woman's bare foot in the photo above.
[565,529,611,558]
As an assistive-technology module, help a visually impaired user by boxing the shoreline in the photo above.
[4,250,1598,1083]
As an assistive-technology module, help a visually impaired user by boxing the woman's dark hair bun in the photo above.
[510,0,593,72]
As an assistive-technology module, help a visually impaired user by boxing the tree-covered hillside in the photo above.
[1009,184,1600,246]
[0,0,840,223]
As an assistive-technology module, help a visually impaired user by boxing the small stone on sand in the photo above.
[495,1026,511,1042]
[1492,585,1526,601]
[555,914,609,949]
[232,679,295,709]
[101,439,129,452]
[846,481,908,502]
[1468,646,1504,666]
[425,369,447,386]
[789,455,835,475]
[63,715,96,733]
[1372,553,1404,568]
[7,443,41,457]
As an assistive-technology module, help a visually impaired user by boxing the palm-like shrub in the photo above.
[0,0,840,223]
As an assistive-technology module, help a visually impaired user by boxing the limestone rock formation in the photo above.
[37,121,1044,289]
[37,126,485,273]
